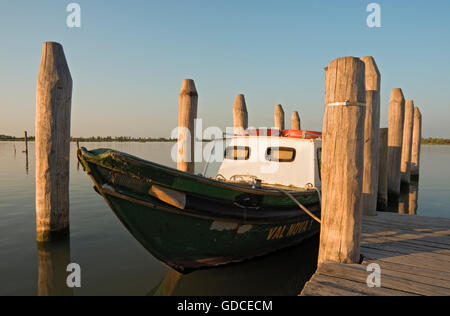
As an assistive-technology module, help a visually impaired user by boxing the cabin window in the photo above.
[265,147,296,162]
[224,146,250,160]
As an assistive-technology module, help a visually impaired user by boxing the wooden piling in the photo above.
[377,128,389,211]
[361,56,381,216]
[318,57,366,266]
[411,107,422,178]
[233,94,248,134]
[400,100,415,185]
[291,111,301,130]
[35,42,72,242]
[387,88,405,199]
[274,104,285,130]
[177,79,198,173]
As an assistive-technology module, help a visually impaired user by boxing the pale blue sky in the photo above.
[0,0,449,137]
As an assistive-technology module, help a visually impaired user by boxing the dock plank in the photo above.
[317,262,450,296]
[300,212,450,296]
[301,274,415,296]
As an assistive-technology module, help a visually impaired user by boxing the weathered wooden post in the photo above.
[377,128,389,211]
[274,104,285,130]
[291,111,301,130]
[387,88,405,200]
[35,42,72,242]
[400,100,415,185]
[318,57,366,266]
[411,107,422,179]
[361,56,381,216]
[177,79,198,173]
[233,94,248,134]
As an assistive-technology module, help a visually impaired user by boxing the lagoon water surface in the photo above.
[0,142,448,295]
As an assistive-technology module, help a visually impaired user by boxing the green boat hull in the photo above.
[78,148,321,272]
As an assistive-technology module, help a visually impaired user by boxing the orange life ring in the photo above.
[281,130,322,139]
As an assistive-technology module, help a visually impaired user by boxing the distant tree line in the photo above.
[421,137,450,145]
[0,135,175,142]
[2,134,449,145]
[0,134,35,141]
[70,136,176,143]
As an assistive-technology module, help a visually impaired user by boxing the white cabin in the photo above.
[207,134,322,189]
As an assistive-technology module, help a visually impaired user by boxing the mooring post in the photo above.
[274,104,285,130]
[411,107,422,179]
[400,100,415,185]
[291,111,301,130]
[233,94,248,135]
[377,128,389,211]
[177,79,198,173]
[318,57,366,266]
[387,88,405,200]
[361,56,381,216]
[35,42,72,242]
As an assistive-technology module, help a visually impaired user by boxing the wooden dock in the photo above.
[301,212,450,296]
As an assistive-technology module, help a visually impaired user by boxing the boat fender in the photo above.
[149,185,186,210]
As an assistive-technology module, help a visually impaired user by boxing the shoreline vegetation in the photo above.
[421,138,450,145]
[0,135,176,143]
[1,134,450,145]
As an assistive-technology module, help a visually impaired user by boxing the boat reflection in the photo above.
[149,235,319,296]
[37,237,73,296]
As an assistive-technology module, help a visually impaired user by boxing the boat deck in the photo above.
[300,212,450,296]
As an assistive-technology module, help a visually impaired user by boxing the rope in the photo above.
[276,188,322,224]
[306,183,322,208]
[326,101,365,107]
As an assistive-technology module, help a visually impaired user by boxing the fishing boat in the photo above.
[77,129,323,272]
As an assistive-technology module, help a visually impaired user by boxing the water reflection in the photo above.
[37,237,73,296]
[149,235,319,296]
[408,183,419,215]
[387,181,419,215]
[25,152,29,175]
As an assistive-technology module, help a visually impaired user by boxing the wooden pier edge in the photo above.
[300,212,450,296]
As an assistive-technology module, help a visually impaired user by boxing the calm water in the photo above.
[0,142,448,296]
